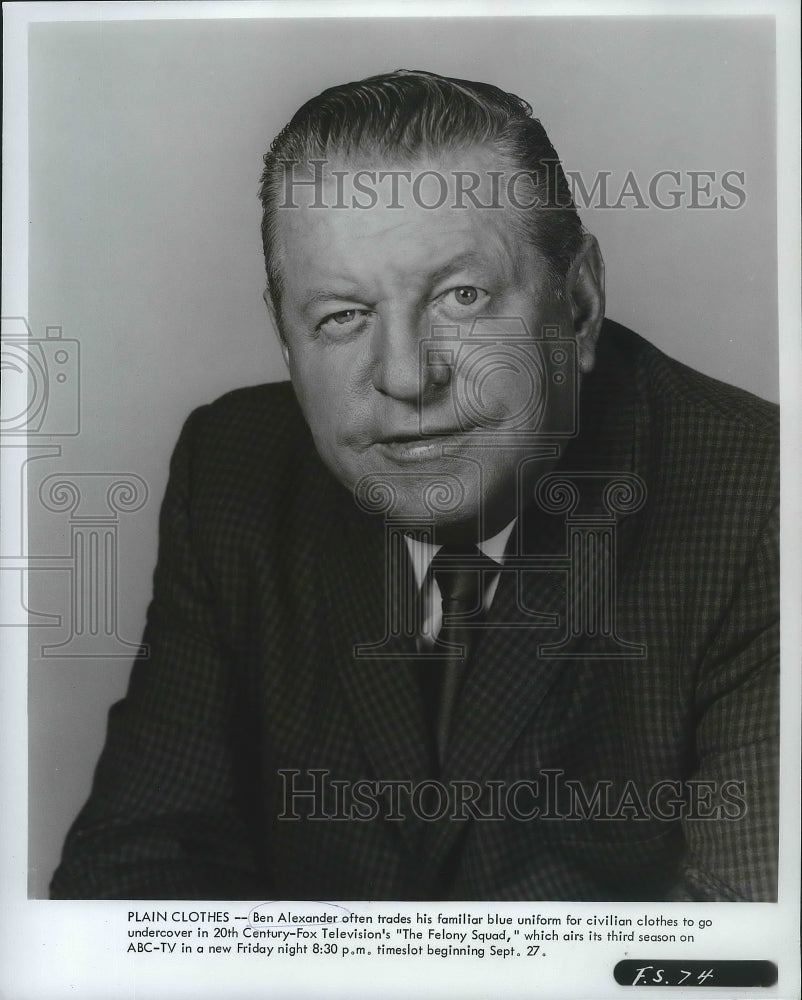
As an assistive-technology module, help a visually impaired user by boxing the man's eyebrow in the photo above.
[428,250,493,286]
[300,288,364,313]
[299,252,495,314]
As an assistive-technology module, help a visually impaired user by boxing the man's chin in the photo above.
[349,474,521,544]
[346,453,480,520]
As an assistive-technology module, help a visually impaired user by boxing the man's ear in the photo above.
[263,287,290,369]
[565,233,605,375]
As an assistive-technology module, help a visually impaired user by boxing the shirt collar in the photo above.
[403,519,516,592]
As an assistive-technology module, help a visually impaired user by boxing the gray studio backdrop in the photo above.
[25,16,777,897]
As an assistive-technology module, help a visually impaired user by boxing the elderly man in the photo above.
[52,70,778,901]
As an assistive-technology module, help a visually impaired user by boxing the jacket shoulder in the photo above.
[181,380,318,471]
[186,380,307,450]
[602,319,778,441]
[168,381,330,525]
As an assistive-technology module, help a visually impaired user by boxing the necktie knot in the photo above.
[430,545,498,623]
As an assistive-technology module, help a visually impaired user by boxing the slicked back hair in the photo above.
[259,69,584,321]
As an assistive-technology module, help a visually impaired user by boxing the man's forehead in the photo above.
[275,171,528,290]
[269,144,550,297]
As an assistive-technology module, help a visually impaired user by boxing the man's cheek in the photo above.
[291,364,336,426]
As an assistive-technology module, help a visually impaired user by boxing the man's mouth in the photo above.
[374,428,475,462]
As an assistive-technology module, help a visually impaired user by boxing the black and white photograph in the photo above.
[2,2,800,998]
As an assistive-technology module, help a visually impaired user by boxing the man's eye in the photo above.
[452,286,480,306]
[330,310,358,325]
[438,286,488,316]
[318,309,370,335]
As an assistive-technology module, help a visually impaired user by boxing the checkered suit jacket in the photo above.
[51,321,779,901]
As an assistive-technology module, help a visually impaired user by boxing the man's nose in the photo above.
[370,313,448,402]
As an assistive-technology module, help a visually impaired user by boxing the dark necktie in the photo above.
[419,545,498,763]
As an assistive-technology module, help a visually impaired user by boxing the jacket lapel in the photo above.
[319,493,435,853]
[426,510,570,866]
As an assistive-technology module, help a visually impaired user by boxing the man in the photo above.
[51,70,778,901]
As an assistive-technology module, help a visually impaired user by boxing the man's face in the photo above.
[270,147,602,539]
